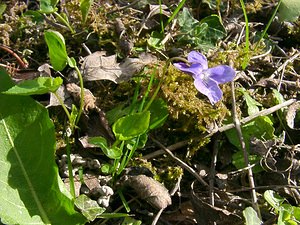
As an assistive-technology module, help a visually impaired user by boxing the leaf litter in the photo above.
[1,0,300,224]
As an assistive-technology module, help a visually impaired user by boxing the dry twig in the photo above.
[150,135,208,187]
[230,81,261,218]
[144,99,296,159]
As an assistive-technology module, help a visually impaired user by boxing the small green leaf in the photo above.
[44,30,68,71]
[278,0,300,22]
[239,88,262,115]
[113,111,150,141]
[147,31,164,50]
[106,103,130,125]
[126,133,148,150]
[264,190,285,211]
[67,57,77,68]
[80,0,94,23]
[70,104,79,126]
[75,195,105,221]
[88,136,122,159]
[243,207,262,225]
[39,0,57,13]
[101,163,113,174]
[3,77,63,95]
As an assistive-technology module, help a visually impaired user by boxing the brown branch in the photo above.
[0,44,28,69]
[230,81,261,218]
[144,99,296,160]
[150,135,209,187]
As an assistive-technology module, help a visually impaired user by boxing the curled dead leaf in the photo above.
[122,174,171,209]
[286,101,300,130]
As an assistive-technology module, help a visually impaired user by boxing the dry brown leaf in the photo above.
[82,52,122,83]
[82,51,157,83]
[48,85,73,109]
[286,101,300,130]
[122,174,171,209]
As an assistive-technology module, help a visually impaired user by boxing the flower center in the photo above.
[200,71,210,85]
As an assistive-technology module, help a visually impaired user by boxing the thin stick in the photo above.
[218,98,296,133]
[0,44,28,68]
[230,81,261,218]
[269,52,300,79]
[150,136,209,187]
[144,99,296,160]
[209,135,219,206]
[151,208,164,225]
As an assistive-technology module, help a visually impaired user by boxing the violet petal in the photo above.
[206,65,235,84]
[188,51,208,69]
[173,62,204,76]
[194,76,223,104]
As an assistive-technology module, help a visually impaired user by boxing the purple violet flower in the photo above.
[173,51,236,105]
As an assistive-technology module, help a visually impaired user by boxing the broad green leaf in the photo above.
[278,0,300,22]
[264,190,285,211]
[88,136,122,159]
[75,195,105,221]
[177,8,226,50]
[3,77,63,95]
[39,0,57,13]
[243,207,262,225]
[80,0,94,23]
[106,103,130,125]
[225,116,274,153]
[148,98,169,130]
[44,30,68,71]
[0,69,86,225]
[198,14,226,48]
[177,7,198,32]
[113,111,150,141]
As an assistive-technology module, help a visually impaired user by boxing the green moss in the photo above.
[161,66,230,134]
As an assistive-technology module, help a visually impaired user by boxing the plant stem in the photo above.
[255,0,282,50]
[165,0,187,29]
[74,66,85,125]
[158,0,164,33]
[66,134,76,199]
[239,0,250,69]
[54,92,72,124]
[139,68,156,112]
[230,81,261,218]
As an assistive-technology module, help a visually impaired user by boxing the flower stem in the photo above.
[239,0,250,69]
[66,134,75,199]
[74,66,85,125]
